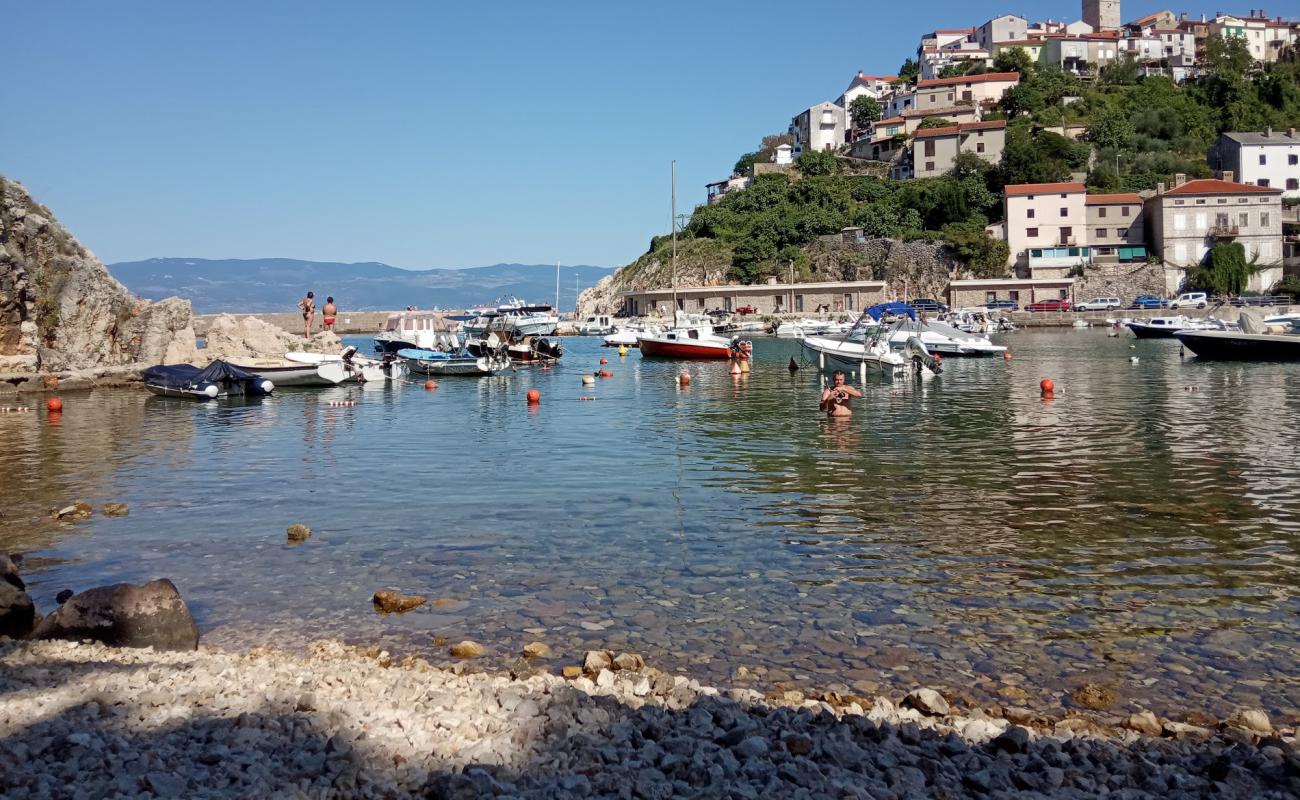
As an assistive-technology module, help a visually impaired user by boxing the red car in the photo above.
[1024,299,1071,312]
[734,305,757,315]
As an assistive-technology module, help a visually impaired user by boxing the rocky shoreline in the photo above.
[0,637,1296,799]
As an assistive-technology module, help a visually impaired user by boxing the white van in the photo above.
[1169,292,1208,309]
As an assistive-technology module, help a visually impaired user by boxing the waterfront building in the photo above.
[948,277,1075,309]
[909,120,1007,179]
[1085,193,1147,265]
[1002,182,1089,274]
[621,280,887,318]
[1145,175,1285,291]
[1209,129,1300,199]
[1040,35,1121,75]
[790,102,846,156]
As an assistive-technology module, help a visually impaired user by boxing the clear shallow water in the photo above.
[4,331,1300,719]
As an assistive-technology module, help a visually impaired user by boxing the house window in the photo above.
[844,293,854,311]
[677,298,684,310]
[1096,228,1108,238]
[1289,154,1298,166]
[1262,212,1270,227]
[1009,290,1019,302]
[1060,207,1068,217]
[924,140,936,157]
[1258,179,1270,187]
[925,161,935,171]
[1059,194,1067,199]
[976,142,985,153]
[697,298,705,309]
[1288,178,1300,190]
[1240,212,1249,227]
[1215,213,1229,227]
[1098,207,1107,218]
[1027,208,1035,218]
[1026,227,1039,237]
[1060,226,1073,244]
[1174,199,1185,205]
[773,295,782,311]
[724,297,733,311]
[795,294,804,312]
[1122,206,1131,216]
[1259,154,1267,165]
[986,291,997,304]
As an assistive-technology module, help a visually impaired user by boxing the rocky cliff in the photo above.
[0,177,197,374]
[577,236,960,318]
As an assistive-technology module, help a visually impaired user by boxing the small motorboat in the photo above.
[1175,311,1300,360]
[800,313,941,377]
[577,314,616,336]
[398,347,511,376]
[230,357,348,387]
[637,325,737,359]
[286,347,403,382]
[373,311,461,354]
[884,318,1006,357]
[1126,316,1234,339]
[604,323,661,348]
[505,335,564,364]
[141,360,274,400]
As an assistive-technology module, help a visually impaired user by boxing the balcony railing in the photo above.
[1209,225,1240,239]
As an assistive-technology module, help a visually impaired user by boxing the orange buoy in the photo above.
[598,370,613,378]
[1040,378,1055,394]
[46,397,63,413]
[599,357,608,365]
[1003,352,1012,361]
[678,372,691,386]
[424,380,437,391]
[527,388,541,404]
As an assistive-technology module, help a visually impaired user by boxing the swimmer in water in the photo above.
[819,370,862,417]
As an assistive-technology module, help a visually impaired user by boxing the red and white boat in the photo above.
[637,325,736,359]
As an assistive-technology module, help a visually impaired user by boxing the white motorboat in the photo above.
[577,314,616,335]
[637,325,737,359]
[880,318,1006,356]
[374,311,461,354]
[228,358,349,387]
[773,318,839,338]
[800,315,942,377]
[463,298,559,338]
[603,323,662,348]
[1126,316,1236,339]
[943,308,1015,334]
[286,347,407,382]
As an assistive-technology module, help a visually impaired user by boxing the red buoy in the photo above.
[46,397,63,413]
[599,357,608,365]
[424,380,437,391]
[1040,378,1054,393]
[527,388,541,404]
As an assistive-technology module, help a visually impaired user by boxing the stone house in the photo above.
[1208,129,1300,198]
[975,15,1028,50]
[915,72,1019,114]
[1145,175,1285,292]
[1083,0,1121,31]
[910,120,1007,179]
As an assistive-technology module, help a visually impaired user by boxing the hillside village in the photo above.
[593,2,1300,318]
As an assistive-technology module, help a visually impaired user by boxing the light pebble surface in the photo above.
[1,639,1297,799]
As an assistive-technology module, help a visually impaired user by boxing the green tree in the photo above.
[795,149,839,177]
[1099,55,1139,85]
[942,221,1010,278]
[1086,104,1135,152]
[896,58,920,86]
[1188,242,1253,295]
[733,152,760,176]
[917,117,956,129]
[1000,82,1044,117]
[848,95,883,129]
[1203,35,1254,79]
[993,47,1034,76]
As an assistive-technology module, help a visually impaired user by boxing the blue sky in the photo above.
[5,0,1143,269]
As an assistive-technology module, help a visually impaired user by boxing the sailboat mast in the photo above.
[555,261,560,315]
[671,160,677,322]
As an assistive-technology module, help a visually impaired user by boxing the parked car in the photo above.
[908,298,949,313]
[1169,292,1208,309]
[1024,299,1072,312]
[1130,295,1168,309]
[983,300,1019,311]
[734,305,757,315]
[1075,296,1122,312]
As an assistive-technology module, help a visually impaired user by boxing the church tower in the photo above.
[1083,0,1120,30]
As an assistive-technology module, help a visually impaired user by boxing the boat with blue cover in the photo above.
[397,347,511,376]
[141,360,275,400]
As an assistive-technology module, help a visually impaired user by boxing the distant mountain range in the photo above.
[106,258,615,313]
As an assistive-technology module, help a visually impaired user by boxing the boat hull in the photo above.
[637,338,732,359]
[229,362,347,386]
[1174,330,1300,360]
[800,336,904,373]
[1126,323,1182,338]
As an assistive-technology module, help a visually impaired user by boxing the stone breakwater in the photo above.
[1,640,1296,799]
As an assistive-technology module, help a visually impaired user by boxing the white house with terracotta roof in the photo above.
[910,120,1007,178]
[1002,182,1090,273]
[1125,10,1179,33]
[1208,128,1300,198]
[1146,175,1285,291]
[915,72,1019,114]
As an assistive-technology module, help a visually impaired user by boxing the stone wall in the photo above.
[1072,261,1167,301]
[0,177,197,374]
[811,236,961,300]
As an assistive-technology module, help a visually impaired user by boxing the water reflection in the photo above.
[2,331,1299,717]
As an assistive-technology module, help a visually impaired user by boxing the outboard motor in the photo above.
[904,336,942,376]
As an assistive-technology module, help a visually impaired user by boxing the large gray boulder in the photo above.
[31,578,199,651]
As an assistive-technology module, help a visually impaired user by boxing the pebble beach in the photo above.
[1,638,1297,799]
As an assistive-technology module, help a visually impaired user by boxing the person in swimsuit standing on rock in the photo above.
[819,370,862,417]
[298,291,315,338]
[322,296,337,333]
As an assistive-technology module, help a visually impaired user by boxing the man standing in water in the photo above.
[819,370,862,417]
[322,296,337,333]
[298,291,315,338]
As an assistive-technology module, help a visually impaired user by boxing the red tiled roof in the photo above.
[1129,11,1166,25]
[1163,179,1284,196]
[1086,193,1143,205]
[917,72,1020,89]
[932,28,975,34]
[1005,182,1086,196]
[876,116,905,125]
[915,120,1010,138]
[996,39,1043,45]
[900,105,978,118]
